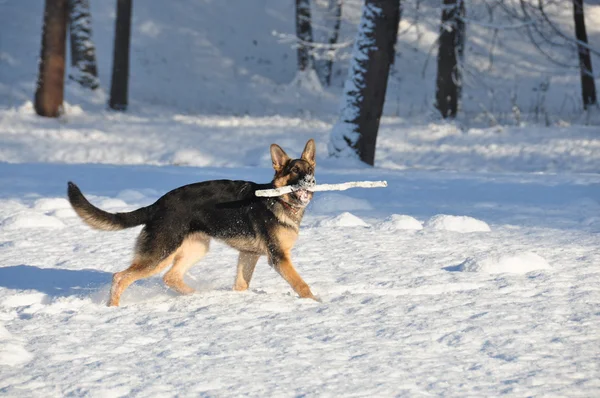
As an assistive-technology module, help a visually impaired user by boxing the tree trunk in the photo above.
[329,0,401,166]
[573,0,597,109]
[34,0,68,118]
[323,0,342,85]
[296,0,314,71]
[68,0,99,90]
[435,0,465,119]
[109,0,132,111]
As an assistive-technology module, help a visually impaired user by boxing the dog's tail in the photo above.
[67,182,151,231]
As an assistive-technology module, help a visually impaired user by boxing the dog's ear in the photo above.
[270,144,291,171]
[301,139,316,166]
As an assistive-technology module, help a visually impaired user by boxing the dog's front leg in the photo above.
[269,250,316,300]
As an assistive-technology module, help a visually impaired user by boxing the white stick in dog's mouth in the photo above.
[255,181,388,197]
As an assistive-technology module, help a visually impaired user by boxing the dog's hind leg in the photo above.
[109,253,175,307]
[163,233,210,295]
[109,227,184,307]
[233,252,260,291]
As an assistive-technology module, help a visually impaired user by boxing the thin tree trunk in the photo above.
[573,0,597,109]
[109,0,132,111]
[296,0,314,71]
[68,0,99,90]
[391,0,401,65]
[324,0,342,85]
[435,0,465,119]
[34,0,68,117]
[329,0,401,166]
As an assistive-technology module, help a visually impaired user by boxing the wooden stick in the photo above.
[255,181,387,197]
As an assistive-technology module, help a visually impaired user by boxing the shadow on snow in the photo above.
[0,265,111,297]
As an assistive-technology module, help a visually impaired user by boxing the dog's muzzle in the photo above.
[302,175,316,187]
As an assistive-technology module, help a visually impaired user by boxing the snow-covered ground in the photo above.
[0,157,599,396]
[2,105,599,173]
[2,0,600,395]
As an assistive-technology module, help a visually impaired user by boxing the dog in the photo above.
[68,139,318,306]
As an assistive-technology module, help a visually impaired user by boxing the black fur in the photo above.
[69,179,289,255]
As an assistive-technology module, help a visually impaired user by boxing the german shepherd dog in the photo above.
[68,140,317,306]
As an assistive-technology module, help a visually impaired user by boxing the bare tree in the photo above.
[68,0,99,90]
[109,0,132,111]
[572,0,597,109]
[35,0,68,118]
[322,0,343,85]
[296,0,315,72]
[329,0,401,165]
[435,0,465,119]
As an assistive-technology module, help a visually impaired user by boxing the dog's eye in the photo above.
[291,166,300,174]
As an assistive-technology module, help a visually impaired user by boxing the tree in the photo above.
[328,0,401,166]
[296,0,315,72]
[34,0,68,117]
[300,0,345,85]
[68,0,99,90]
[322,0,343,85]
[435,0,465,119]
[572,0,597,109]
[109,0,132,111]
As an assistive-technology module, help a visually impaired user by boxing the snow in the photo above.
[0,323,34,367]
[33,197,72,211]
[310,193,373,213]
[1,212,65,230]
[1,109,598,172]
[424,214,492,233]
[455,252,551,274]
[379,214,423,230]
[317,211,370,227]
[0,160,598,396]
[0,0,600,395]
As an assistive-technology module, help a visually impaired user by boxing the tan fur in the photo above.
[273,205,302,231]
[233,252,260,291]
[73,206,123,231]
[273,172,292,188]
[163,233,210,295]
[270,144,291,172]
[224,236,267,254]
[272,252,315,299]
[272,170,295,208]
[266,225,315,298]
[273,225,299,252]
[109,253,176,306]
[301,139,316,167]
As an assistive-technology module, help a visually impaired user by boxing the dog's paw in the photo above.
[232,282,249,291]
[300,293,322,303]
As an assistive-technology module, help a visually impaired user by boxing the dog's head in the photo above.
[270,139,316,208]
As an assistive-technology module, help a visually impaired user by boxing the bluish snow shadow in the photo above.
[0,265,111,297]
